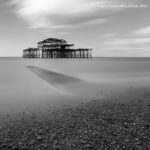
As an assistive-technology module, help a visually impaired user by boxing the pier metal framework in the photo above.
[23,48,38,58]
[23,38,92,58]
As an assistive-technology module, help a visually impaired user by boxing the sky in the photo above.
[0,0,150,57]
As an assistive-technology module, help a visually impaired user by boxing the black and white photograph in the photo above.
[0,0,150,149]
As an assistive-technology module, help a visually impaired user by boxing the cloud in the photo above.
[133,26,150,35]
[103,37,150,56]
[45,31,69,36]
[106,38,150,46]
[9,0,131,30]
[100,33,116,38]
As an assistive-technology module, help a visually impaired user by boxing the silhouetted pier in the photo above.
[23,38,92,58]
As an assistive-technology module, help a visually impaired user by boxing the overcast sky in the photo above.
[0,0,150,57]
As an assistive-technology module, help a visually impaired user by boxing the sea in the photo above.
[0,57,150,113]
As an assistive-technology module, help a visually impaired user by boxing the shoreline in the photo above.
[0,88,150,149]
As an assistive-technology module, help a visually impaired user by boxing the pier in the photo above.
[23,38,92,58]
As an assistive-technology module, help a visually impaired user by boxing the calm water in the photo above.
[0,57,150,113]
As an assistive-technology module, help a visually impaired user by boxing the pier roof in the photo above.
[23,48,37,51]
[38,38,67,44]
[42,43,74,48]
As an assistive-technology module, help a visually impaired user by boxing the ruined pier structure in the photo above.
[23,38,92,58]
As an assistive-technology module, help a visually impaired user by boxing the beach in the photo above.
[0,87,150,149]
[0,57,150,149]
[1,0,150,148]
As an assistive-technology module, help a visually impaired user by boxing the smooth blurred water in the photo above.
[0,57,150,113]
